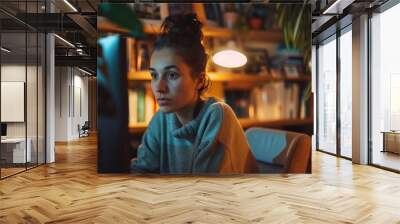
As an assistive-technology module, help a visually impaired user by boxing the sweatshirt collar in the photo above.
[171,97,217,139]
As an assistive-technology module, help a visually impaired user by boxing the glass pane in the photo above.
[339,29,352,158]
[26,0,39,169]
[317,37,337,154]
[27,30,38,169]
[38,32,45,165]
[1,14,28,177]
[371,4,400,171]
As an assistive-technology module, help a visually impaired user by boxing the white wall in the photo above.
[55,67,69,141]
[1,65,37,137]
[55,67,89,141]
[1,64,45,164]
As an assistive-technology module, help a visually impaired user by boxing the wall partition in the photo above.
[0,1,46,179]
[317,35,337,155]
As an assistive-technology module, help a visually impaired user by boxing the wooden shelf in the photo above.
[97,20,129,34]
[128,123,147,135]
[98,19,282,41]
[208,72,310,82]
[239,118,313,129]
[128,70,311,83]
[128,71,152,81]
[129,118,313,135]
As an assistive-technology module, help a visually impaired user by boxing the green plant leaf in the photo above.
[99,3,144,38]
[293,5,305,43]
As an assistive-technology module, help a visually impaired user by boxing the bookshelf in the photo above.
[239,118,313,129]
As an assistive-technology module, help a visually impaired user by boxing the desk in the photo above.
[381,131,400,154]
[1,138,31,163]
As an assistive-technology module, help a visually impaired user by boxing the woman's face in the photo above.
[150,48,202,113]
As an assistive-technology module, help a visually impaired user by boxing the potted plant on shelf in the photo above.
[275,2,312,99]
[249,15,263,30]
[248,5,265,30]
[275,2,311,71]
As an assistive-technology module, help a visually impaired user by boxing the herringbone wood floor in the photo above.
[1,135,400,224]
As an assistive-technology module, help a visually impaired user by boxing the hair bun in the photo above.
[160,13,203,45]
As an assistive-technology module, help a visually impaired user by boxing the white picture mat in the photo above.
[1,82,25,122]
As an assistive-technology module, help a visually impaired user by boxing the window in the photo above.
[339,28,352,158]
[317,36,337,154]
[371,2,400,171]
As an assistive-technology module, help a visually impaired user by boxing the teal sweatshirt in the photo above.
[130,97,258,174]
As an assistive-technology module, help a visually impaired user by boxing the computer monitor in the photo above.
[1,123,7,137]
[97,35,129,173]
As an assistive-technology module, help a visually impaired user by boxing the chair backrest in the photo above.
[245,127,311,173]
[82,121,90,129]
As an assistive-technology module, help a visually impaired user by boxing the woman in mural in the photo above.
[131,13,257,174]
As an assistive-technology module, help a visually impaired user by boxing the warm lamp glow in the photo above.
[212,50,247,68]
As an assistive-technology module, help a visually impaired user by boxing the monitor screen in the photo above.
[1,123,7,137]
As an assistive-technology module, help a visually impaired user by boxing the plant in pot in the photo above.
[223,4,239,29]
[275,1,312,98]
[248,5,266,30]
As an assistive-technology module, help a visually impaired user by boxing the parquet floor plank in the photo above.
[0,135,399,223]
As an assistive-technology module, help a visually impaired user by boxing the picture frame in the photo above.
[135,40,154,71]
[203,3,223,27]
[131,3,168,26]
[244,48,271,75]
[283,64,300,78]
[167,3,194,16]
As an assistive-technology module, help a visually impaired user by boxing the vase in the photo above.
[249,18,263,30]
[224,12,238,29]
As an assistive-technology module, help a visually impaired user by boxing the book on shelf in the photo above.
[285,83,299,119]
[128,89,138,127]
[144,83,155,123]
[128,83,158,126]
[137,87,146,123]
[300,95,306,120]
[300,87,312,119]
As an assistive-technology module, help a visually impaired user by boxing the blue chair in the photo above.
[245,127,311,173]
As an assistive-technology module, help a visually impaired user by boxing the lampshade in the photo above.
[212,41,247,68]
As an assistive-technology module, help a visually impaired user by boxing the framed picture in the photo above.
[132,3,161,20]
[131,3,168,26]
[283,64,299,78]
[167,3,194,16]
[244,48,271,75]
[203,3,223,27]
[135,40,154,71]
